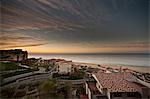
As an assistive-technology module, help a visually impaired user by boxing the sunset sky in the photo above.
[0,0,149,54]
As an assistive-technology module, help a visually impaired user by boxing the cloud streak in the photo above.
[1,43,47,49]
[0,32,47,49]
[0,0,148,53]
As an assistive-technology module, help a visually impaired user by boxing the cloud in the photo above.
[0,0,148,53]
[1,43,47,49]
[1,0,116,31]
[0,36,32,41]
[0,32,47,49]
[1,0,85,31]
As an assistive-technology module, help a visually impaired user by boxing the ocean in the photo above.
[29,54,149,66]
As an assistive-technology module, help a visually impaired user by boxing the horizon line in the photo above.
[29,52,149,55]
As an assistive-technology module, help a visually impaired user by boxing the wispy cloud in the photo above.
[1,43,47,49]
[1,0,116,31]
[0,32,47,49]
[0,0,148,53]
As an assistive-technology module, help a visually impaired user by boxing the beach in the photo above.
[65,61,150,73]
[29,54,150,73]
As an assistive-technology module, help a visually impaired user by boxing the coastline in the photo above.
[31,54,150,73]
[29,54,149,67]
[71,61,150,73]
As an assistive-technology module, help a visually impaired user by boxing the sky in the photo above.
[0,0,149,54]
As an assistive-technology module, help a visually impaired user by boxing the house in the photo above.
[86,71,150,99]
[0,49,28,62]
[85,81,108,99]
[57,62,72,74]
[22,58,39,66]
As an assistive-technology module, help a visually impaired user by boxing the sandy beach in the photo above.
[71,61,150,73]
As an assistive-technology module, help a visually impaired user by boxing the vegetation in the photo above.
[38,80,70,98]
[53,71,86,80]
[77,85,86,95]
[21,58,39,67]
[1,78,80,99]
[0,62,23,71]
[1,86,16,98]
[1,82,39,98]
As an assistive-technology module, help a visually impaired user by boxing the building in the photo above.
[57,62,72,74]
[85,81,108,99]
[0,49,28,62]
[86,71,150,99]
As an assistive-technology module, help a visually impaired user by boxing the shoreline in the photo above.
[27,56,150,73]
[70,61,150,73]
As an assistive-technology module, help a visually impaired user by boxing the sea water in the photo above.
[29,54,149,66]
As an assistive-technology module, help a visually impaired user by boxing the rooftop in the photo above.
[93,72,146,93]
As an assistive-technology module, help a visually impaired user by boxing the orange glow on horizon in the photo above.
[8,45,148,54]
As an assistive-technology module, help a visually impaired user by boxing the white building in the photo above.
[57,62,72,74]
